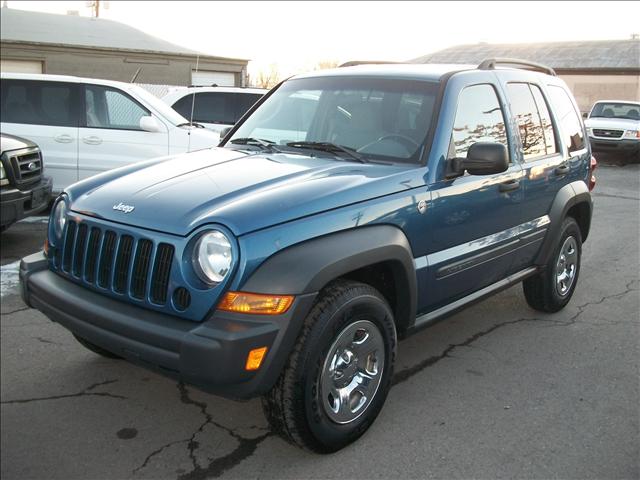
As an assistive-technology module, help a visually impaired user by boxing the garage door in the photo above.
[1,59,43,74]
[191,70,235,87]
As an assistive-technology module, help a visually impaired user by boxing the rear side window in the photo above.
[507,83,557,160]
[0,79,77,127]
[85,85,149,130]
[172,92,263,125]
[548,86,585,153]
[448,84,508,159]
[235,93,263,118]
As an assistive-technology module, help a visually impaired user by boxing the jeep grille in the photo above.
[56,220,175,306]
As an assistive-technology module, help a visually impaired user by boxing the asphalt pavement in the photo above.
[1,164,638,480]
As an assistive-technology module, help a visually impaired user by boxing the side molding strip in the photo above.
[413,215,550,270]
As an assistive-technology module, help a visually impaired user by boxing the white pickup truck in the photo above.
[584,100,640,160]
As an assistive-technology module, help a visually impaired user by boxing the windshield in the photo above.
[590,102,640,120]
[129,85,189,126]
[225,76,440,163]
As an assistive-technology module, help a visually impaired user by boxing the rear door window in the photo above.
[235,93,263,119]
[172,92,264,125]
[548,86,586,153]
[507,83,557,160]
[0,79,78,127]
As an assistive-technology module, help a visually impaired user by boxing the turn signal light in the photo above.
[245,346,268,371]
[218,291,294,315]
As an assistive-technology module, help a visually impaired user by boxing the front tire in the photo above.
[523,217,582,312]
[262,280,397,453]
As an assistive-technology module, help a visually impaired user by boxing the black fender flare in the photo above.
[242,225,417,332]
[535,180,593,265]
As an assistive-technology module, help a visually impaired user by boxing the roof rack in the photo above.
[339,60,400,68]
[478,58,556,76]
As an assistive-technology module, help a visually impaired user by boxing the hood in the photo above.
[1,133,37,154]
[585,117,640,131]
[69,147,420,236]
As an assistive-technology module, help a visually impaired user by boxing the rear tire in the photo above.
[262,280,397,453]
[523,217,582,312]
[73,334,122,359]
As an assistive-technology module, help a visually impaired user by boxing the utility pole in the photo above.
[86,0,100,17]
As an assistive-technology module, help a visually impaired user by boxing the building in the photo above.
[412,39,640,112]
[0,8,249,88]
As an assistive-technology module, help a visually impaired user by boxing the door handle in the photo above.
[555,164,570,176]
[499,179,520,192]
[54,134,74,143]
[82,136,103,145]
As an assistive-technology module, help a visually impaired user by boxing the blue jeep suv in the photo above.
[20,59,595,452]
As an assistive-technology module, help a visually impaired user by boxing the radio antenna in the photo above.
[187,54,199,152]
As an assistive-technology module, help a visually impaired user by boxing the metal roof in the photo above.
[411,40,640,71]
[0,8,247,62]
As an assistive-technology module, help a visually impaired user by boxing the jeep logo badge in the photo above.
[113,202,135,214]
[417,200,428,214]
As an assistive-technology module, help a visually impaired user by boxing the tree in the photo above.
[249,64,281,89]
[314,59,340,70]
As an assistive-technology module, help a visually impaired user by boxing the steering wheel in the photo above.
[357,134,420,153]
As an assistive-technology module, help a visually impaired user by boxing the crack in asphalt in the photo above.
[563,280,639,326]
[132,383,270,479]
[132,438,191,475]
[176,382,271,480]
[33,336,61,345]
[592,192,639,201]
[1,306,30,316]
[0,380,126,404]
[133,282,639,478]
[392,281,639,385]
[392,316,540,385]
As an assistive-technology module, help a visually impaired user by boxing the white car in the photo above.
[162,86,267,135]
[0,73,221,193]
[584,100,640,159]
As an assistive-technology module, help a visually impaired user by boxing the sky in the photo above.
[3,1,640,78]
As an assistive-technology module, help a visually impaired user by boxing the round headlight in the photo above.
[193,230,233,285]
[51,199,67,241]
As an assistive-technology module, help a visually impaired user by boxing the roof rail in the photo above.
[478,58,556,76]
[339,60,400,68]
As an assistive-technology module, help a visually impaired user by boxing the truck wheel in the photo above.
[523,217,582,312]
[262,280,397,453]
[73,334,122,359]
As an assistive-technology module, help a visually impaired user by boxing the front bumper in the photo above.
[0,177,53,228]
[589,137,639,155]
[20,252,316,399]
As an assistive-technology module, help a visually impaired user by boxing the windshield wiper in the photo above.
[177,122,205,128]
[286,141,367,163]
[230,137,282,152]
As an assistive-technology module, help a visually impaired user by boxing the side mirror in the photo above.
[139,115,164,133]
[454,142,509,176]
[219,126,233,142]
